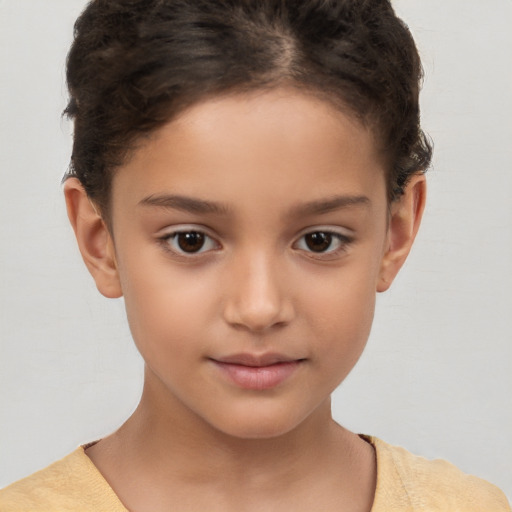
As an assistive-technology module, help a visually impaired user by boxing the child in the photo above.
[1,0,510,510]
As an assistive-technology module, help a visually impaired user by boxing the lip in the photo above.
[210,353,304,391]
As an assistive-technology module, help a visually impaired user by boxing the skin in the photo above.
[65,87,426,512]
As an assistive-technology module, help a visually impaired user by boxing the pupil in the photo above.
[305,232,332,252]
[178,232,205,252]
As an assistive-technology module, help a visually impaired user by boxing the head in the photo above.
[64,0,430,439]
[64,0,431,217]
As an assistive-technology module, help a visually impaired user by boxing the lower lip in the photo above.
[212,361,302,390]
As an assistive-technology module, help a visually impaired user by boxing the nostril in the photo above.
[223,297,294,332]
[221,259,295,331]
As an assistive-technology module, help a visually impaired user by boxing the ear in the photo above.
[64,177,122,298]
[377,174,426,292]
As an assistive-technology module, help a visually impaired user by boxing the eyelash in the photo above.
[157,228,353,259]
[293,230,353,259]
[158,229,220,256]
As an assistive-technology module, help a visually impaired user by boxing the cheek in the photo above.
[118,256,216,358]
[312,282,375,349]
[301,254,380,370]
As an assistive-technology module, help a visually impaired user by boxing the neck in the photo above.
[115,369,346,488]
[86,366,376,511]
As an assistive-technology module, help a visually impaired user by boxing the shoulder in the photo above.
[365,436,511,512]
[0,447,126,512]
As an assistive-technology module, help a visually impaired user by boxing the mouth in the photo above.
[209,353,305,391]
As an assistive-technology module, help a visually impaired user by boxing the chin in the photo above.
[206,403,312,440]
[220,422,298,440]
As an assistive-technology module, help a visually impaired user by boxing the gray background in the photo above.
[1,0,511,499]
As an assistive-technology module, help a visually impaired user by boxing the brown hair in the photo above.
[64,0,432,215]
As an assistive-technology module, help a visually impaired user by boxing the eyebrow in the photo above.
[139,194,230,215]
[138,193,370,217]
[286,195,371,218]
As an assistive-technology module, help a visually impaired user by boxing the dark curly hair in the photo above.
[64,0,432,215]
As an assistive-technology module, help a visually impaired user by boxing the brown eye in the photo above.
[294,230,351,256]
[304,232,333,252]
[177,232,206,252]
[162,230,218,255]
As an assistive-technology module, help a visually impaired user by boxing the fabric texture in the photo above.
[1,436,510,511]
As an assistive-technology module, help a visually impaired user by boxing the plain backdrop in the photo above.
[1,0,511,499]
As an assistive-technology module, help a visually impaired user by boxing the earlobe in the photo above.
[377,174,426,292]
[63,177,122,299]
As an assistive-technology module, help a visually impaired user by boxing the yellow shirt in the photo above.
[1,436,510,511]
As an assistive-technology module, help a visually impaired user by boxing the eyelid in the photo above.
[294,225,354,241]
[292,226,354,257]
[156,224,221,256]
[157,224,216,236]
[155,224,353,259]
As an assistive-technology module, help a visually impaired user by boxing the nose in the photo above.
[222,250,295,333]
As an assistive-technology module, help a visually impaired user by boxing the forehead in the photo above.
[111,88,386,218]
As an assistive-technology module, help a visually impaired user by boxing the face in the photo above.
[107,88,391,439]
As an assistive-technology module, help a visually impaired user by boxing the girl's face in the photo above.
[106,88,391,438]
